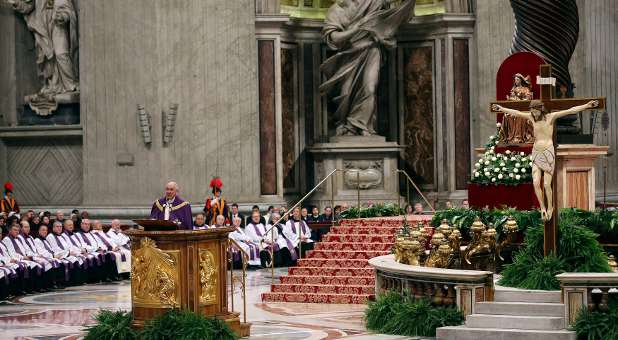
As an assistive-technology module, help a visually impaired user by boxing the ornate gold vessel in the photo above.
[394,216,519,271]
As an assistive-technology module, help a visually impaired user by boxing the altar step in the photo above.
[260,292,373,304]
[436,287,575,340]
[261,216,432,304]
[270,283,375,295]
[305,250,391,260]
[329,226,401,234]
[288,266,375,277]
[314,242,393,251]
[322,234,395,243]
[297,258,372,268]
[280,275,375,286]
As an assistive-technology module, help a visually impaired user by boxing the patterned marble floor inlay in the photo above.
[0,268,402,340]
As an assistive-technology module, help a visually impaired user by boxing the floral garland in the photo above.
[470,123,533,185]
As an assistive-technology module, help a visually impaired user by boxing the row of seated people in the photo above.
[0,218,131,301]
[226,208,314,268]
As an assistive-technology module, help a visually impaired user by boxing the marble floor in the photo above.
[0,268,417,340]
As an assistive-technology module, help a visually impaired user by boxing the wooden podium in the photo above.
[125,221,250,336]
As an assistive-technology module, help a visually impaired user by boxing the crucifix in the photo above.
[490,64,606,255]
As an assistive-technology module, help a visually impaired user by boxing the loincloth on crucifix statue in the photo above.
[530,146,555,175]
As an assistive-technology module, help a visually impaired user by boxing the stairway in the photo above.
[437,286,575,340]
[261,217,431,304]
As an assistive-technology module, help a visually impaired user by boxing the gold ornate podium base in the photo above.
[125,227,251,337]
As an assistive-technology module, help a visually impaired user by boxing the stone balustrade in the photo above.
[556,273,618,325]
[368,255,494,316]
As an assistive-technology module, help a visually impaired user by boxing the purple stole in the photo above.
[23,235,59,269]
[291,219,309,235]
[10,236,43,274]
[77,232,104,265]
[94,232,126,261]
[0,242,26,278]
[0,244,15,282]
[43,237,70,279]
[111,230,130,250]
[59,233,88,268]
[249,223,280,251]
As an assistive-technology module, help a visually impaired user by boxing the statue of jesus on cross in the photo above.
[490,64,606,255]
[492,99,598,221]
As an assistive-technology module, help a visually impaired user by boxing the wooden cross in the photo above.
[490,64,606,256]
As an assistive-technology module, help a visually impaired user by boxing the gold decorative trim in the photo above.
[199,249,218,305]
[171,201,189,211]
[154,200,164,212]
[131,237,180,308]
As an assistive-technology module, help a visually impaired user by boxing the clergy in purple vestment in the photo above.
[150,181,193,230]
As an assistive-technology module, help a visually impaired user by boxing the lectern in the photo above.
[125,220,250,336]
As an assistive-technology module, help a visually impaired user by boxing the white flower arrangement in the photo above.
[470,125,533,185]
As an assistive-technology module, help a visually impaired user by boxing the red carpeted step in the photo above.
[314,242,393,251]
[305,250,390,259]
[287,266,374,277]
[322,234,395,243]
[271,284,375,295]
[329,226,401,235]
[297,258,371,268]
[261,292,374,304]
[261,216,432,304]
[280,275,375,286]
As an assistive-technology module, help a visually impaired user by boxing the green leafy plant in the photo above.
[84,310,137,340]
[571,297,618,340]
[140,310,238,340]
[499,214,611,290]
[83,309,238,340]
[365,290,464,337]
[340,203,404,219]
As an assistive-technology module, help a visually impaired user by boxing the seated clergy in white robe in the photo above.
[107,219,130,250]
[16,221,53,272]
[283,207,314,257]
[265,212,297,265]
[192,213,210,230]
[228,217,261,266]
[47,221,88,285]
[245,211,295,266]
[2,224,46,272]
[92,220,130,274]
[34,224,71,285]
[74,219,118,282]
[46,221,84,266]
[210,214,227,229]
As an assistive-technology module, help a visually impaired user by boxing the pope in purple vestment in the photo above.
[149,182,193,230]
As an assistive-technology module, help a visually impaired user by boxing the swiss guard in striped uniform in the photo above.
[203,177,230,226]
[1,182,19,217]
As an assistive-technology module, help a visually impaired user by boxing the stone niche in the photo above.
[308,135,402,208]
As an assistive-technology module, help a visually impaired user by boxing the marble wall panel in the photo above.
[5,137,82,205]
[281,46,298,192]
[453,38,471,190]
[259,40,277,195]
[80,0,259,205]
[400,45,435,185]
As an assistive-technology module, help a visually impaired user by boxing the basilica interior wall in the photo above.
[80,0,261,206]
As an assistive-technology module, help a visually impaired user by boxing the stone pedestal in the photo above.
[556,144,608,211]
[308,136,404,208]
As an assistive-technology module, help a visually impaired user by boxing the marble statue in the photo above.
[500,73,534,144]
[319,0,414,136]
[8,0,79,116]
[492,99,599,221]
